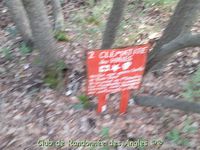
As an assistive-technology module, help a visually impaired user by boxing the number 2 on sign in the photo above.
[88,51,95,59]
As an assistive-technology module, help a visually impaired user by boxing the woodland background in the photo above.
[0,0,200,149]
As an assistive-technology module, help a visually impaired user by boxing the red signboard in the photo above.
[86,43,151,113]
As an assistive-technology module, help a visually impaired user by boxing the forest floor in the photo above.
[0,0,200,150]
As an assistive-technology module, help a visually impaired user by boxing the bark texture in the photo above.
[51,0,65,31]
[6,0,33,45]
[22,0,58,70]
[101,0,127,49]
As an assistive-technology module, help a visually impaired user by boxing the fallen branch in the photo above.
[135,95,200,114]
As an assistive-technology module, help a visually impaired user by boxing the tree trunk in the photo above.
[135,0,200,114]
[101,0,127,49]
[155,0,199,47]
[51,0,65,32]
[5,0,33,45]
[146,0,200,72]
[22,0,58,70]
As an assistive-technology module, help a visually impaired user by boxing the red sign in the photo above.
[86,43,151,113]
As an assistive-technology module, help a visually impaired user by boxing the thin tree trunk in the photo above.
[101,0,127,49]
[5,0,33,45]
[51,0,65,31]
[22,0,58,70]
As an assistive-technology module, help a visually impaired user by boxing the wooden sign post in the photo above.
[86,43,151,113]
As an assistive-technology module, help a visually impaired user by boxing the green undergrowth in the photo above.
[66,0,112,47]
[19,42,32,54]
[144,0,177,7]
[90,127,111,150]
[54,31,70,41]
[43,70,60,89]
[6,26,18,37]
[182,68,200,102]
[166,129,189,146]
[1,42,32,60]
[85,0,96,7]
[100,127,110,150]
[85,16,100,26]
[1,47,12,60]
[165,117,198,146]
[73,94,92,110]
[43,60,67,89]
